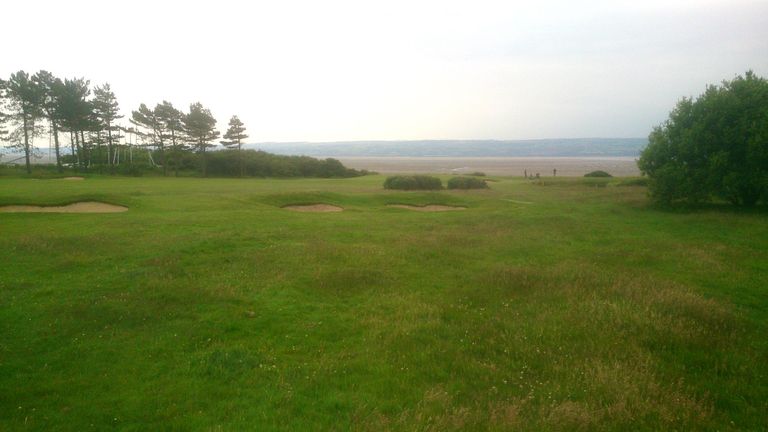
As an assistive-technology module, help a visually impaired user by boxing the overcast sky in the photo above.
[2,0,766,142]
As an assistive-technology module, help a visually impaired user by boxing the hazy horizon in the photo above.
[2,0,767,142]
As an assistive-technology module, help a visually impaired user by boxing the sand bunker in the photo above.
[388,204,466,212]
[61,177,85,180]
[283,204,343,212]
[0,201,127,213]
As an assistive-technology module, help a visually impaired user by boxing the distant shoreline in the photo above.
[5,154,641,176]
[330,156,641,176]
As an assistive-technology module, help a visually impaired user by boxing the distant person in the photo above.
[535,173,540,179]
[524,169,527,178]
[553,168,557,177]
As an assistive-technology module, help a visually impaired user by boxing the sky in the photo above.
[1,0,767,142]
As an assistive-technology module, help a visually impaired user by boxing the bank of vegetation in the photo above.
[0,70,364,178]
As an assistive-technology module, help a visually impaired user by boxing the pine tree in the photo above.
[220,115,249,177]
[33,71,65,172]
[93,83,123,167]
[130,103,166,174]
[4,71,44,174]
[155,101,187,176]
[56,78,93,169]
[184,102,219,177]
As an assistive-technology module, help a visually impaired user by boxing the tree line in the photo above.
[0,70,250,177]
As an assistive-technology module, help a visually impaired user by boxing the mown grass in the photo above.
[0,175,766,430]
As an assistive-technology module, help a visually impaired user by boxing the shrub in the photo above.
[447,176,489,189]
[584,170,613,178]
[383,175,443,190]
[639,71,768,206]
[465,171,486,177]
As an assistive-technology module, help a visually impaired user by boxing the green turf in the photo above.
[1,175,766,430]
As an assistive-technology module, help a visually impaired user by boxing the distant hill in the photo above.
[247,138,647,157]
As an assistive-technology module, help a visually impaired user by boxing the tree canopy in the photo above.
[638,71,768,206]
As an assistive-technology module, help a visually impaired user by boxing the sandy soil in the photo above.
[333,156,641,176]
[283,204,343,212]
[61,177,85,180]
[0,202,128,213]
[387,204,466,212]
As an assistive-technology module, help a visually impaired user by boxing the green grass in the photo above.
[1,175,766,430]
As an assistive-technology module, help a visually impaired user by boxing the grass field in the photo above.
[1,174,767,430]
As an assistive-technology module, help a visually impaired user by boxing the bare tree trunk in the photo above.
[74,131,82,171]
[52,121,62,173]
[22,115,31,174]
[239,141,244,177]
[70,131,77,166]
[80,130,89,170]
[107,124,113,166]
[96,131,103,165]
[77,131,82,168]
[161,141,167,176]
[171,129,179,177]
[200,142,207,177]
[147,148,156,166]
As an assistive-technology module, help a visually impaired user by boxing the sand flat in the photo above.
[332,156,641,176]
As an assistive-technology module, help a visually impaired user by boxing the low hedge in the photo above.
[383,175,443,190]
[447,176,489,190]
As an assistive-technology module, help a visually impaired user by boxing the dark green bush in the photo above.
[447,176,489,189]
[584,170,613,178]
[383,175,443,190]
[639,71,768,206]
[465,171,486,177]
